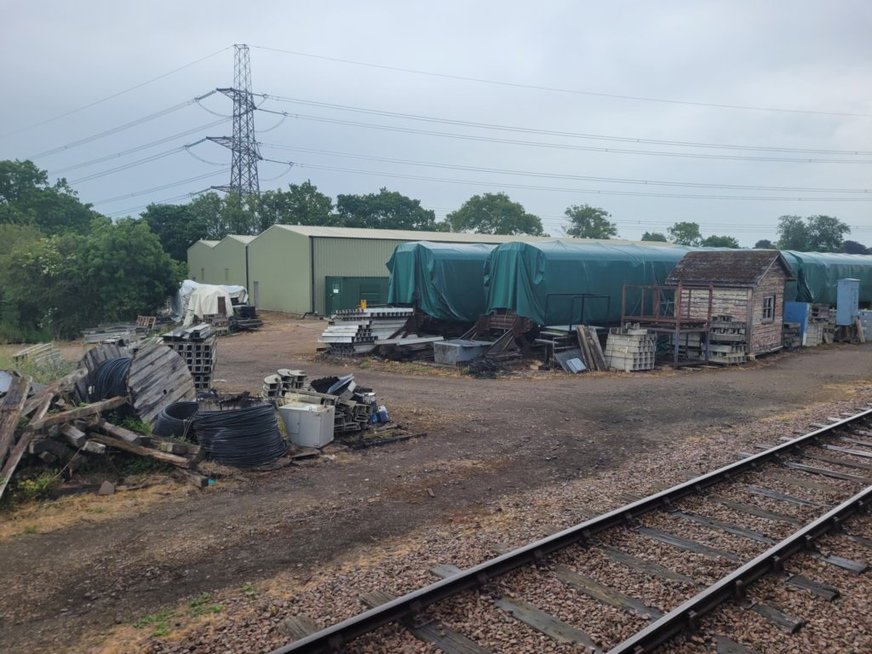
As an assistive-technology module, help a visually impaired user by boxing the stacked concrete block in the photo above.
[605,327,655,372]
[262,369,307,400]
[162,328,217,390]
[708,316,747,364]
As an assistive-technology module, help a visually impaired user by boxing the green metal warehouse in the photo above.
[186,235,254,287]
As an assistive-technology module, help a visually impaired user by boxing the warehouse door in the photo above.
[325,276,389,315]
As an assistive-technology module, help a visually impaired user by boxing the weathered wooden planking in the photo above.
[597,544,698,584]
[74,344,129,402]
[716,635,758,654]
[675,511,775,544]
[0,376,30,468]
[784,461,872,485]
[553,564,663,618]
[786,575,839,601]
[768,469,844,495]
[28,396,127,431]
[749,602,805,633]
[745,485,825,508]
[636,526,740,562]
[128,343,195,424]
[88,432,190,468]
[708,495,802,526]
[360,590,490,654]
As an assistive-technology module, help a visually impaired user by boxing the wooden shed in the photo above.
[666,250,794,355]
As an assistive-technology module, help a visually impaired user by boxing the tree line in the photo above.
[0,158,865,340]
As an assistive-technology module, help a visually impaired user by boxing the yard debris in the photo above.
[604,325,656,372]
[161,325,217,390]
[13,342,61,367]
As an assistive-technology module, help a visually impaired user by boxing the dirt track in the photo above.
[1,316,872,652]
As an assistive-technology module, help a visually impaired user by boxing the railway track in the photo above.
[271,408,872,653]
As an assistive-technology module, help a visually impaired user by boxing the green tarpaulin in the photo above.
[386,241,495,322]
[782,250,872,305]
[484,241,691,326]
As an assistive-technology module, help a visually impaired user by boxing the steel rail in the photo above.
[271,407,872,654]
[609,483,872,653]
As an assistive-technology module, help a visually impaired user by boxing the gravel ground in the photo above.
[110,393,872,654]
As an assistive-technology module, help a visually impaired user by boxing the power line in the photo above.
[250,44,872,119]
[0,46,231,139]
[49,118,229,175]
[105,188,215,218]
[290,161,872,202]
[91,169,229,205]
[255,108,872,165]
[260,95,872,156]
[69,146,188,184]
[28,91,217,159]
[261,143,872,194]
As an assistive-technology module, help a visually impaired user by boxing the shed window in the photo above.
[762,295,775,322]
[224,267,230,282]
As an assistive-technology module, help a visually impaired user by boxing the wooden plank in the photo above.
[59,424,87,448]
[768,469,844,494]
[715,635,758,654]
[824,444,872,459]
[576,326,593,370]
[27,396,127,431]
[278,614,319,641]
[786,575,839,601]
[636,526,741,561]
[784,461,872,484]
[843,532,872,549]
[802,451,872,473]
[431,563,463,579]
[0,430,36,501]
[819,554,867,574]
[597,544,698,584]
[553,564,663,618]
[0,376,30,467]
[95,419,142,444]
[674,511,775,544]
[360,590,490,654]
[587,327,607,371]
[749,603,805,633]
[745,485,826,508]
[708,495,802,526]
[88,433,190,468]
[840,436,872,448]
[493,596,602,650]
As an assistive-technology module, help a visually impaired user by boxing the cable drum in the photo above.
[90,356,132,401]
[193,404,287,468]
[152,401,199,439]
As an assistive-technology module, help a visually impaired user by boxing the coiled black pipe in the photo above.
[192,404,286,468]
[152,401,199,439]
[90,357,132,401]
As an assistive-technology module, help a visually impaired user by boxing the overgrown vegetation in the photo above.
[133,608,174,637]
[1,468,60,508]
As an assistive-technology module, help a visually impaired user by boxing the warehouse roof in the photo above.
[224,235,256,244]
[195,240,219,247]
[667,250,794,287]
[266,224,670,245]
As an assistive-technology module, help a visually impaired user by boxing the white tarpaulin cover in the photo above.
[174,280,248,326]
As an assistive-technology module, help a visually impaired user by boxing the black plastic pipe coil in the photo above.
[90,357,132,401]
[192,404,287,468]
[152,401,199,439]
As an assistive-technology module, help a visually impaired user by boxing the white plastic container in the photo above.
[278,403,335,448]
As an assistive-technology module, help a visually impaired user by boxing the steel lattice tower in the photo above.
[210,44,261,195]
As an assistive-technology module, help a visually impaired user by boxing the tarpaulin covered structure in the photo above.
[387,242,496,322]
[782,251,872,305]
[484,241,690,326]
[173,280,248,326]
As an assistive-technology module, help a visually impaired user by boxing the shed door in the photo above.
[325,276,389,315]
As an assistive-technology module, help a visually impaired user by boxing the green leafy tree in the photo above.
[563,204,617,239]
[805,215,850,252]
[0,159,95,235]
[667,221,703,246]
[258,180,334,230]
[335,188,443,230]
[754,239,775,249]
[641,231,667,242]
[140,203,208,262]
[841,240,869,255]
[776,215,809,250]
[447,193,543,235]
[701,235,740,248]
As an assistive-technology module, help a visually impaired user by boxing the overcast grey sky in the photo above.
[2,0,871,244]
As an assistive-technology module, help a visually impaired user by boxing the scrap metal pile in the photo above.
[318,307,419,356]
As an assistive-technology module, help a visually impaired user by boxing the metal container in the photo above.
[836,278,860,326]
[433,339,492,365]
[278,403,335,448]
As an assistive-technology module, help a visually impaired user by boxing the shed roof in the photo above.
[266,224,674,245]
[224,235,256,244]
[666,250,794,287]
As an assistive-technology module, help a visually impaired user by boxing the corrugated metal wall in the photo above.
[247,227,312,313]
[312,237,397,314]
[187,242,217,283]
[211,238,249,289]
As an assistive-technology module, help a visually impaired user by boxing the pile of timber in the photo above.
[0,375,208,501]
[575,325,607,372]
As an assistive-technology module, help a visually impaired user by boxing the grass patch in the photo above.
[1,469,59,509]
[188,592,223,617]
[240,582,257,598]
[120,457,174,476]
[132,608,174,637]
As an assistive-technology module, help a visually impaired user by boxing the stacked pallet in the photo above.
[782,322,802,350]
[13,343,61,367]
[604,326,655,372]
[319,307,414,356]
[162,325,217,390]
[709,316,747,365]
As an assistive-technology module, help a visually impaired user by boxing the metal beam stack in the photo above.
[319,307,414,356]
